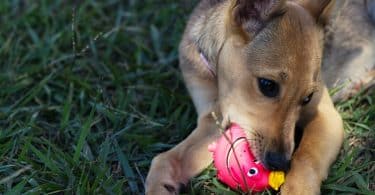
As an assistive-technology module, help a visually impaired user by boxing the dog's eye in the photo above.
[302,93,314,106]
[247,168,258,177]
[258,78,279,98]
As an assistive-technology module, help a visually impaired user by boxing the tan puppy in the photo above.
[146,0,373,194]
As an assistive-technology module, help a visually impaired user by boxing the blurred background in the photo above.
[0,1,373,194]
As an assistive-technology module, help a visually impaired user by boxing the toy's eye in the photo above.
[247,168,258,177]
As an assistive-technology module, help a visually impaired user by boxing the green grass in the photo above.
[0,1,373,194]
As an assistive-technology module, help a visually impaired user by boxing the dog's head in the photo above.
[217,0,334,171]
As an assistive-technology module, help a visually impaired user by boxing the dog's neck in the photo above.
[192,2,231,74]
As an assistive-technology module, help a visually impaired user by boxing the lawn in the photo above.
[0,1,373,194]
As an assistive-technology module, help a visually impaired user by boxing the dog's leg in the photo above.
[178,43,218,115]
[281,88,344,195]
[145,109,221,194]
[146,45,220,194]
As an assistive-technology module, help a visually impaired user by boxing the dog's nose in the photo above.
[264,151,290,171]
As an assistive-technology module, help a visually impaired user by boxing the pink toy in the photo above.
[208,124,285,192]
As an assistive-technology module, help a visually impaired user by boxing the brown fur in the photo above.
[146,0,373,194]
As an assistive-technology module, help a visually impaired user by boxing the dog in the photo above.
[146,0,375,194]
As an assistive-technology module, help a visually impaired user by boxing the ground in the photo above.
[0,1,374,194]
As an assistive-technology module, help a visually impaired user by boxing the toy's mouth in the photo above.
[268,171,285,190]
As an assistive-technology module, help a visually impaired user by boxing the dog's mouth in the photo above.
[244,130,265,164]
[225,122,266,166]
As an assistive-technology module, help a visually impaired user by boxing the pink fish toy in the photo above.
[208,124,285,192]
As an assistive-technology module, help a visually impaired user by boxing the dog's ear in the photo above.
[298,0,335,25]
[230,0,286,37]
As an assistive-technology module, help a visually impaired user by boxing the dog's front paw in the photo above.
[145,181,179,195]
[145,153,182,195]
[281,166,321,195]
[146,170,180,195]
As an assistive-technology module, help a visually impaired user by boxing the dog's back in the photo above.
[323,0,375,100]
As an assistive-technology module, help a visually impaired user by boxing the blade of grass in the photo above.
[10,72,54,109]
[114,139,139,194]
[27,141,60,173]
[60,82,74,130]
[73,107,95,162]
[324,184,366,194]
[4,179,27,195]
[0,165,31,185]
